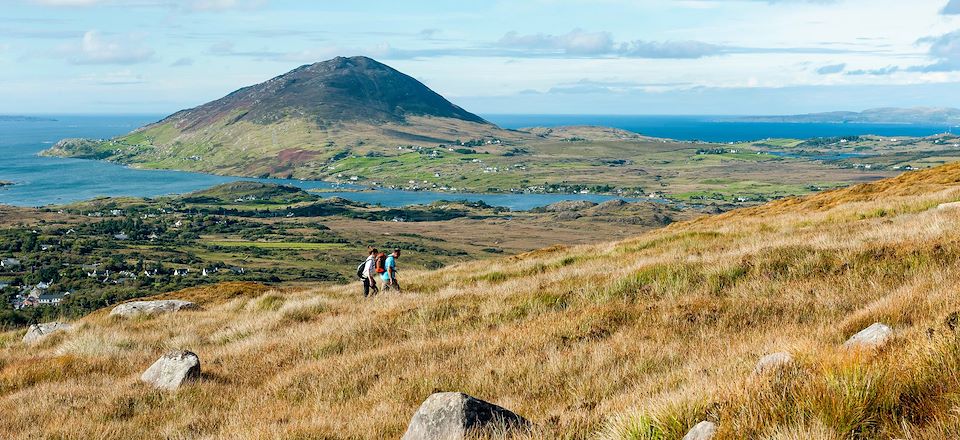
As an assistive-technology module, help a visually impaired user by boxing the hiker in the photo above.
[381,248,401,292]
[358,247,379,297]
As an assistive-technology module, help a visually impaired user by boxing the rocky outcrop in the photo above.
[401,392,529,440]
[538,200,598,213]
[682,421,717,440]
[844,322,893,349]
[22,321,72,344]
[753,351,793,374]
[110,300,199,318]
[140,350,201,390]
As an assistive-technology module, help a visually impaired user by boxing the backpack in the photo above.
[375,253,387,274]
[356,261,366,279]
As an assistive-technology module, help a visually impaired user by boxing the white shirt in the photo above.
[363,255,376,278]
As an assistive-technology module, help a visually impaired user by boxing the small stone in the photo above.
[110,300,199,318]
[140,350,201,390]
[22,322,72,344]
[843,322,893,349]
[754,351,793,375]
[402,392,529,440]
[683,421,717,440]
[936,201,960,210]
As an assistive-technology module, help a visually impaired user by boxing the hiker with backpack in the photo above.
[381,248,401,292]
[358,247,379,297]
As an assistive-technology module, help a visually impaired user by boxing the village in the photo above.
[0,199,335,327]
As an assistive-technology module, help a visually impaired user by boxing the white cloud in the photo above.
[183,0,266,12]
[619,40,724,58]
[943,0,960,14]
[79,69,146,85]
[816,63,846,74]
[498,29,615,55]
[911,30,960,72]
[62,30,155,65]
[31,0,106,5]
[30,0,266,11]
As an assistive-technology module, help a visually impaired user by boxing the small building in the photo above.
[1,258,21,269]
[36,292,68,306]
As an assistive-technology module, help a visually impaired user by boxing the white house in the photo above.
[36,292,68,306]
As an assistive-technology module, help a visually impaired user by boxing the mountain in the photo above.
[159,56,488,130]
[45,56,524,179]
[729,106,960,125]
[6,161,960,437]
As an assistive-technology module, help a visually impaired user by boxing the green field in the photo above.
[204,240,346,250]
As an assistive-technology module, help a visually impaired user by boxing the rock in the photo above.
[541,200,597,213]
[682,421,717,440]
[22,321,72,344]
[401,392,529,440]
[140,350,201,390]
[595,199,628,210]
[754,351,793,374]
[843,322,893,349]
[937,201,960,210]
[554,211,582,221]
[110,300,199,318]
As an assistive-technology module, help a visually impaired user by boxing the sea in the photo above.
[0,114,953,209]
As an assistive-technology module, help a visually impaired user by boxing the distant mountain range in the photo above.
[728,107,960,125]
[0,115,56,122]
[45,56,522,179]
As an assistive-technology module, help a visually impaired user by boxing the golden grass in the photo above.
[6,165,960,438]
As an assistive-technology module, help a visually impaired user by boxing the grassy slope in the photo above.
[5,165,960,438]
[45,116,527,178]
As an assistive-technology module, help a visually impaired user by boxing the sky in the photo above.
[3,0,960,115]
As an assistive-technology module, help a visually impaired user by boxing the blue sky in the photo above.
[3,0,960,115]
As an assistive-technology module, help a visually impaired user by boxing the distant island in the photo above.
[726,107,960,126]
[0,115,56,122]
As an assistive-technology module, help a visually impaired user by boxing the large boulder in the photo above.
[843,322,893,349]
[402,392,529,440]
[140,350,201,390]
[682,421,717,440]
[937,201,960,210]
[22,321,72,344]
[110,300,199,318]
[753,351,793,375]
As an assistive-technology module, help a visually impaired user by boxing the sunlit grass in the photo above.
[5,164,960,438]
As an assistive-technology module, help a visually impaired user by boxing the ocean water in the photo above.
[486,114,955,143]
[0,115,630,209]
